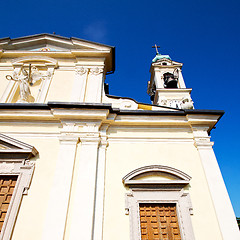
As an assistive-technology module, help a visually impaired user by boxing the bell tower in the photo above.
[147,50,194,109]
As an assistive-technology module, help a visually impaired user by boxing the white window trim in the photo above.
[0,134,38,240]
[123,165,195,240]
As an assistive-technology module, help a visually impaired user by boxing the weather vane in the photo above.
[152,44,160,54]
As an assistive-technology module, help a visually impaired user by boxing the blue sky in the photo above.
[0,0,239,216]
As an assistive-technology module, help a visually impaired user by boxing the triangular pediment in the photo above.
[0,33,113,52]
[0,134,38,158]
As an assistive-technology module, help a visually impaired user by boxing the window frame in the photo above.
[0,134,37,239]
[123,165,195,240]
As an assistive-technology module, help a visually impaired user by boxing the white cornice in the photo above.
[0,106,223,133]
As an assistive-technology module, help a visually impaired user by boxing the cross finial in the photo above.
[152,44,160,54]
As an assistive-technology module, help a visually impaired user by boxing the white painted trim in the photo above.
[11,56,58,66]
[123,165,191,183]
[1,132,60,138]
[108,137,194,143]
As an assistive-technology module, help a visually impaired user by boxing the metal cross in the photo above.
[28,64,33,85]
[152,44,160,54]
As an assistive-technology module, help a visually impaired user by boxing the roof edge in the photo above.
[0,102,224,116]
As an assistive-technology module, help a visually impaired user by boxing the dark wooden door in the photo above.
[139,203,181,240]
[0,175,18,233]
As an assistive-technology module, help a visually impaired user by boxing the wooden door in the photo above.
[0,175,18,233]
[139,203,181,240]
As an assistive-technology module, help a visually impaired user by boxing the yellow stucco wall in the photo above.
[46,69,75,102]
[10,137,60,240]
[103,128,223,240]
[0,122,223,240]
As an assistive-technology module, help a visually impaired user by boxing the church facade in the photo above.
[0,34,238,240]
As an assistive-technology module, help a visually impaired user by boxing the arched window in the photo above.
[163,72,178,88]
[123,165,195,240]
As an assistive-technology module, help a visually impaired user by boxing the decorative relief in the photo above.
[76,67,88,75]
[89,67,104,75]
[20,159,35,170]
[158,96,194,109]
[62,122,78,132]
[6,64,53,103]
[82,123,99,133]
[120,100,133,109]
[39,47,51,52]
[181,96,194,109]
[75,66,104,76]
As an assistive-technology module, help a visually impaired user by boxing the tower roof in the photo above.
[152,53,171,63]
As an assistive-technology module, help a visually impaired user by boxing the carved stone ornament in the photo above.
[120,100,132,109]
[76,67,88,75]
[6,65,52,103]
[158,96,194,109]
[89,67,104,75]
[181,96,194,109]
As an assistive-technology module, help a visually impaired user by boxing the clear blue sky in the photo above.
[1,0,239,216]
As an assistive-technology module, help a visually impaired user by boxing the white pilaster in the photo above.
[68,124,100,240]
[42,133,79,240]
[93,124,109,240]
[36,64,55,103]
[154,70,164,88]
[0,66,20,103]
[193,127,240,240]
[71,66,88,102]
[85,67,104,103]
[178,69,186,88]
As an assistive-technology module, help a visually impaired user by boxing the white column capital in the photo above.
[99,138,108,148]
[75,66,88,75]
[99,123,109,148]
[89,66,104,75]
[191,126,214,148]
[194,140,214,149]
[191,126,209,134]
[80,135,100,145]
[59,135,79,145]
